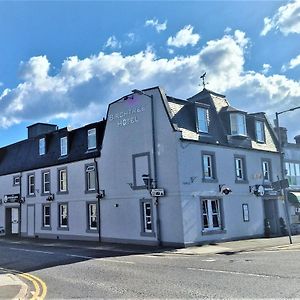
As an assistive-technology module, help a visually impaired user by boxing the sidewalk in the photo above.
[170,235,300,255]
[0,273,28,300]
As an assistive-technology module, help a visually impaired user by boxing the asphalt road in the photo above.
[0,239,300,299]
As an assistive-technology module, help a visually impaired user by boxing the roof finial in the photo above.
[200,72,207,89]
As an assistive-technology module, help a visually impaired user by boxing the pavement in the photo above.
[0,234,300,299]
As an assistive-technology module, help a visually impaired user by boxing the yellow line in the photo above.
[27,273,48,300]
[19,273,40,300]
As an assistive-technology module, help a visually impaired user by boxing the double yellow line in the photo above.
[0,267,47,300]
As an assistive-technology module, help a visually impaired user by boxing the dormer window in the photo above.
[60,137,68,156]
[230,113,247,136]
[88,128,96,150]
[196,107,208,133]
[255,120,265,143]
[39,138,45,155]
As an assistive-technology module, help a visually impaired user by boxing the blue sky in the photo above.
[0,0,300,147]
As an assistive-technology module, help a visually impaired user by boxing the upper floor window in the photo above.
[235,157,246,181]
[86,165,96,192]
[285,162,300,186]
[60,137,68,156]
[255,121,265,143]
[39,138,46,155]
[28,174,35,196]
[202,153,217,181]
[197,107,208,133]
[42,171,50,194]
[58,169,68,192]
[88,128,96,150]
[262,160,271,181]
[230,113,247,136]
[13,176,20,186]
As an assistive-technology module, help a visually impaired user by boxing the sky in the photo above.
[0,0,300,147]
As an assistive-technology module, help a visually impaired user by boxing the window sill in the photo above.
[58,155,68,160]
[85,190,97,194]
[235,179,249,184]
[57,226,69,231]
[57,191,69,195]
[202,178,218,183]
[202,229,226,235]
[41,226,52,231]
[27,194,36,198]
[86,228,98,233]
[140,231,156,237]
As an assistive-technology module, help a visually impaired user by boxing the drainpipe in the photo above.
[19,172,23,237]
[94,158,101,243]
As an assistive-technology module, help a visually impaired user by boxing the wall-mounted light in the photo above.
[219,184,232,195]
[97,190,105,199]
[46,194,55,202]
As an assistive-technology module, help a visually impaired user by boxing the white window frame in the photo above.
[255,120,265,143]
[285,162,300,186]
[43,171,50,194]
[202,199,221,231]
[59,204,68,228]
[88,128,96,150]
[13,176,20,186]
[143,202,152,233]
[60,136,68,156]
[88,203,97,230]
[86,166,96,191]
[39,137,46,155]
[203,154,213,179]
[28,174,35,195]
[43,205,51,227]
[197,107,208,133]
[262,161,271,181]
[230,113,247,136]
[59,169,67,192]
[235,158,245,181]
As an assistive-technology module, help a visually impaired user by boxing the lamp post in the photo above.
[132,89,161,246]
[275,105,300,244]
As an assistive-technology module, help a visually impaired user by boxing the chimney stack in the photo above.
[274,126,288,145]
[294,135,300,145]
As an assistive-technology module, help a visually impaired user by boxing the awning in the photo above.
[288,192,300,206]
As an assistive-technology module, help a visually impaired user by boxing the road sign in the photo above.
[272,179,289,191]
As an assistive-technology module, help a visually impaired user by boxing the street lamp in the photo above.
[275,106,300,244]
[132,89,161,246]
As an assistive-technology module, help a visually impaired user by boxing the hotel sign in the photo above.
[108,106,145,127]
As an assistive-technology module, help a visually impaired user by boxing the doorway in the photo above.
[27,205,35,237]
[5,207,19,235]
[264,199,279,235]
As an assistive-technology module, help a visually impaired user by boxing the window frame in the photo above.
[87,128,97,150]
[60,136,68,157]
[13,175,20,186]
[139,199,155,237]
[255,120,265,143]
[242,203,250,222]
[262,159,272,182]
[200,197,225,234]
[41,170,51,195]
[85,164,96,193]
[285,161,300,186]
[196,105,209,133]
[201,151,218,182]
[230,113,247,136]
[234,155,248,183]
[42,204,51,229]
[86,202,98,232]
[27,173,35,197]
[39,137,46,156]
[132,152,151,190]
[58,203,69,230]
[57,167,68,194]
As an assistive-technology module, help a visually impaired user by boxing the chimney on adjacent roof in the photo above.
[27,123,58,139]
[294,135,300,145]
[274,126,288,144]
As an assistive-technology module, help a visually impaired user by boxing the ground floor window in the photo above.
[201,199,222,231]
[140,199,154,236]
[58,203,68,229]
[42,204,51,228]
[88,203,97,230]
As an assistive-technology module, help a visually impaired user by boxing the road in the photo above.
[0,238,300,299]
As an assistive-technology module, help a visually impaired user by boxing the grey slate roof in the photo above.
[166,88,279,152]
[0,120,106,176]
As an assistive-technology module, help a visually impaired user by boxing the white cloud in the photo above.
[1,29,300,140]
[167,25,200,47]
[261,0,300,36]
[282,53,300,71]
[104,36,121,49]
[262,63,272,74]
[224,27,232,34]
[145,18,167,33]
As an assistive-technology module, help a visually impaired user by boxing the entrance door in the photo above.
[27,205,35,237]
[264,199,279,235]
[11,207,19,234]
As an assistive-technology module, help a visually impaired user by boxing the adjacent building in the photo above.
[0,86,293,246]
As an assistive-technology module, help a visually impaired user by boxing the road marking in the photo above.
[97,258,136,264]
[187,267,280,278]
[202,259,216,262]
[67,254,94,259]
[9,247,54,255]
[19,273,40,299]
